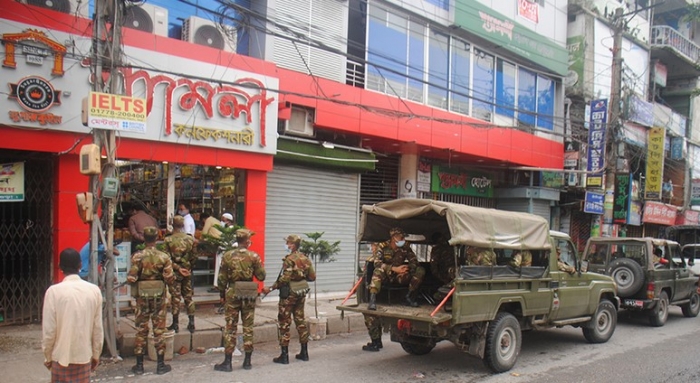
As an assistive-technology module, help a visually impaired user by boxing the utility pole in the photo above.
[90,0,121,359]
[602,7,625,238]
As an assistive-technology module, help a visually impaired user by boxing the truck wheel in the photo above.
[681,290,700,318]
[648,291,669,327]
[582,299,616,343]
[610,258,644,298]
[483,312,521,373]
[400,341,435,356]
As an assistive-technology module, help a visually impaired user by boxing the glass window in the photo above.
[518,67,537,126]
[407,21,426,102]
[450,38,470,115]
[472,48,494,121]
[428,30,449,109]
[537,76,555,130]
[367,5,408,96]
[496,59,516,119]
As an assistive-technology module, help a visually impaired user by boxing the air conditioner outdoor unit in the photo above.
[20,0,89,18]
[182,16,236,52]
[123,3,168,37]
[284,107,315,137]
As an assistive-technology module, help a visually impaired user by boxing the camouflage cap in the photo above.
[284,234,301,245]
[389,227,405,237]
[172,215,185,228]
[235,228,254,241]
[143,226,159,241]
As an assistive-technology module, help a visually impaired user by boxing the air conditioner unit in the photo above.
[123,3,168,37]
[182,16,236,52]
[20,0,89,18]
[284,107,315,137]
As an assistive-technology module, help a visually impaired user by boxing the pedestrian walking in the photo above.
[42,248,103,383]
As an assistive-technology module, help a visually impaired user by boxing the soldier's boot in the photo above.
[405,291,419,307]
[167,314,179,333]
[362,338,381,352]
[187,315,195,333]
[377,337,383,349]
[131,355,144,375]
[295,343,309,361]
[272,346,289,364]
[368,293,377,310]
[214,353,233,372]
[242,351,253,370]
[155,354,171,375]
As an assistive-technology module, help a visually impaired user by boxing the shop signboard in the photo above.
[628,201,642,226]
[642,201,677,226]
[645,127,665,200]
[654,61,667,87]
[586,99,607,187]
[692,179,700,206]
[676,210,700,225]
[584,191,604,215]
[517,0,539,23]
[417,159,431,193]
[627,94,654,127]
[86,92,147,133]
[431,166,493,198]
[622,122,647,147]
[565,36,585,91]
[0,22,279,155]
[0,161,24,202]
[453,0,567,76]
[540,171,564,188]
[613,173,630,224]
[671,136,684,160]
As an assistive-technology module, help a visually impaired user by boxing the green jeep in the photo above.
[582,237,700,327]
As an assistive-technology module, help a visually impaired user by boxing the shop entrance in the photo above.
[0,150,54,325]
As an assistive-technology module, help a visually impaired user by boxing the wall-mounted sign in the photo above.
[644,127,665,200]
[671,136,684,160]
[87,92,146,133]
[692,179,700,206]
[541,171,564,188]
[417,159,431,193]
[586,99,607,187]
[0,162,24,202]
[676,210,699,225]
[654,61,667,87]
[431,166,493,198]
[627,94,654,127]
[517,0,539,23]
[643,201,677,226]
[613,173,630,224]
[584,191,604,215]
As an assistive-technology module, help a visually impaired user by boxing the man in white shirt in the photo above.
[178,203,196,236]
[42,248,103,383]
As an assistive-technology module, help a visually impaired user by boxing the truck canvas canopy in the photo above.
[359,198,552,250]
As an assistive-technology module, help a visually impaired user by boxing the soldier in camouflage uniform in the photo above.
[362,243,382,352]
[127,226,175,376]
[262,234,316,365]
[164,216,197,334]
[214,229,266,372]
[510,250,533,267]
[430,232,456,286]
[466,246,496,266]
[368,227,425,310]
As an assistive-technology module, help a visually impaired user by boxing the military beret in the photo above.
[284,234,301,245]
[143,226,159,239]
[389,227,405,237]
[172,215,185,227]
[236,228,254,241]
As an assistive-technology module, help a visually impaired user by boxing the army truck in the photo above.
[337,199,619,373]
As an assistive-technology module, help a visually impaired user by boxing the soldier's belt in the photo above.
[132,280,165,298]
[232,281,259,300]
[289,280,310,295]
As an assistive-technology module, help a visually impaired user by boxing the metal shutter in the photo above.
[265,165,360,294]
[496,199,551,224]
[360,155,400,207]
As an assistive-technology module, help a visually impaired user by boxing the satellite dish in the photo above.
[27,0,72,13]
[124,6,154,33]
[194,25,225,50]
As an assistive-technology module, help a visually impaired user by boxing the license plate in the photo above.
[624,299,644,308]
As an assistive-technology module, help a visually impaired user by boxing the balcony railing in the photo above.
[346,59,365,88]
[651,25,700,64]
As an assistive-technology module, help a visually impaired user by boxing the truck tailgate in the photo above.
[336,303,452,325]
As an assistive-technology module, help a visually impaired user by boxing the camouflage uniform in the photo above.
[510,250,533,267]
[272,249,316,347]
[126,228,175,359]
[369,241,425,294]
[364,314,382,339]
[164,231,196,316]
[217,245,266,354]
[557,259,576,274]
[466,247,496,266]
[430,243,456,285]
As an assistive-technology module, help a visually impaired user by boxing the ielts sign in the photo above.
[83,92,147,134]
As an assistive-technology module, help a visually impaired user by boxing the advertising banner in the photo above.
[565,36,585,91]
[431,166,493,198]
[691,179,700,206]
[613,173,630,224]
[586,99,607,187]
[644,127,665,200]
[0,162,24,201]
[584,191,604,215]
[86,92,147,133]
[417,159,431,193]
[517,0,539,23]
[642,201,677,226]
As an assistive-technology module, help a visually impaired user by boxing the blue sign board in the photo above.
[628,94,654,127]
[671,136,684,160]
[586,99,607,187]
[584,191,605,215]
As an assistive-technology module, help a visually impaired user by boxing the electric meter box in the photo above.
[102,177,119,198]
[79,144,101,175]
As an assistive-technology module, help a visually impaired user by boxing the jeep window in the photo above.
[556,239,576,267]
[586,244,609,265]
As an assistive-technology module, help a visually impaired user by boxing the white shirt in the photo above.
[42,274,103,366]
[183,213,196,236]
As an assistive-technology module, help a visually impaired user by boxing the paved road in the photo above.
[4,306,700,382]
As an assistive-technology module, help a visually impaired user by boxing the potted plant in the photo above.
[299,232,340,339]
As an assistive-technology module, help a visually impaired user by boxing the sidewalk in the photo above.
[118,290,366,357]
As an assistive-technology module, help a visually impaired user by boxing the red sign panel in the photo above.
[676,210,700,225]
[517,0,539,23]
[642,201,678,226]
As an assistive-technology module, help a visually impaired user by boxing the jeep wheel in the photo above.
[648,291,669,327]
[582,299,617,343]
[400,341,435,356]
[484,312,521,373]
[681,290,700,318]
[610,258,645,298]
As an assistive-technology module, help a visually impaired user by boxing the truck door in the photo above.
[551,239,590,320]
[669,244,695,300]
